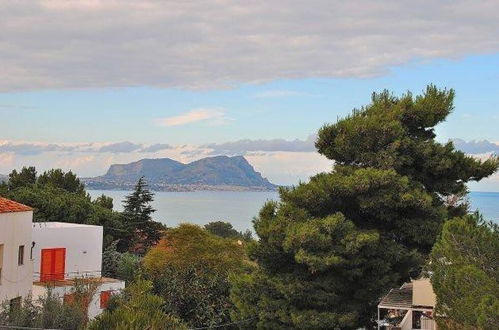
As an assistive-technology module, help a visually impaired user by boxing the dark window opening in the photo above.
[18,245,25,266]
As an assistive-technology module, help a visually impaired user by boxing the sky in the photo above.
[1,0,499,190]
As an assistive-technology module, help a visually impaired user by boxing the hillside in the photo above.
[83,156,276,191]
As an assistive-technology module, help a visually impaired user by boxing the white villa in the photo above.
[378,278,437,330]
[32,222,125,319]
[0,197,124,320]
[0,198,34,307]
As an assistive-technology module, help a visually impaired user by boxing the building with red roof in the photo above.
[0,197,34,305]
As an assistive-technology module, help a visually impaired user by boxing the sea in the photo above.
[87,190,499,233]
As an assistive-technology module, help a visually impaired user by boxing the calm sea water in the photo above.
[88,190,499,232]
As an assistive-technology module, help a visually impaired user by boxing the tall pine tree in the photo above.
[121,177,164,253]
[230,86,498,329]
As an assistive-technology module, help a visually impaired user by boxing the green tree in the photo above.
[205,220,253,241]
[143,224,246,328]
[38,169,86,194]
[116,252,142,283]
[1,167,126,249]
[428,213,499,329]
[8,166,37,190]
[121,177,164,253]
[231,86,498,329]
[88,278,187,330]
[93,194,114,210]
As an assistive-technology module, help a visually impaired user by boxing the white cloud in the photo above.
[253,90,311,98]
[156,108,228,127]
[0,137,498,189]
[0,1,498,91]
[204,135,316,154]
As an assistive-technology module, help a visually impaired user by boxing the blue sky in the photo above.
[0,1,498,190]
[2,54,498,145]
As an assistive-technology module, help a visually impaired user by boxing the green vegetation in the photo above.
[230,86,498,329]
[205,220,253,241]
[429,213,499,329]
[121,177,165,253]
[88,279,187,330]
[143,223,247,328]
[0,168,164,251]
[2,86,497,330]
[0,280,98,330]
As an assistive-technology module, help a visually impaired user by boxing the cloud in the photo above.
[452,139,499,154]
[139,143,172,153]
[0,140,168,155]
[1,137,499,188]
[0,141,77,155]
[156,108,228,127]
[204,135,316,155]
[97,141,143,153]
[253,90,311,98]
[1,1,498,91]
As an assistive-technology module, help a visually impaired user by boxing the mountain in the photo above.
[83,156,276,191]
[0,174,7,183]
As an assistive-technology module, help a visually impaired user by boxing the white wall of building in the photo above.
[0,211,33,303]
[32,222,103,280]
[33,279,125,320]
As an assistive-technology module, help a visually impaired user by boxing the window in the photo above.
[100,290,112,309]
[18,245,24,266]
[9,297,21,311]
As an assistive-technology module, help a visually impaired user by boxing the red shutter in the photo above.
[40,249,53,282]
[40,248,66,282]
[53,248,66,280]
[100,290,112,309]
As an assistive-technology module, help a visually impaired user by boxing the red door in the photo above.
[40,248,66,282]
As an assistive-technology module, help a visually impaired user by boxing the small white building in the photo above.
[377,278,437,330]
[32,222,125,320]
[0,197,34,306]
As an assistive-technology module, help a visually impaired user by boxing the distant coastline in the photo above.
[83,155,278,192]
[82,179,278,192]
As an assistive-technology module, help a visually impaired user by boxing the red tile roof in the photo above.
[0,197,33,213]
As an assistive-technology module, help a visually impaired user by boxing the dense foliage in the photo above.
[1,167,124,247]
[120,177,165,253]
[144,224,246,328]
[429,213,499,329]
[231,86,498,329]
[88,279,186,330]
[102,241,142,282]
[0,289,88,329]
[205,221,253,241]
[0,168,164,251]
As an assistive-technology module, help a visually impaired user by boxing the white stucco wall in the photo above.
[32,222,103,280]
[33,279,125,320]
[0,211,34,303]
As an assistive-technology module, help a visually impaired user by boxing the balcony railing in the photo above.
[33,270,102,283]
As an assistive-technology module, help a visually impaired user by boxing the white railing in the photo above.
[33,270,102,282]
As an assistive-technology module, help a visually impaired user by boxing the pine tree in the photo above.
[230,86,498,329]
[121,177,164,253]
[429,213,499,329]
